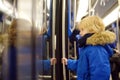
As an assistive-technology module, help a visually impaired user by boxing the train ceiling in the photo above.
[94,0,118,18]
[0,0,119,26]
[76,0,118,17]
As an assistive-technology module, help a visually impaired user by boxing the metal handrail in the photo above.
[72,0,76,31]
[47,41,50,59]
[74,41,77,59]
[117,0,120,51]
[62,0,66,80]
[52,0,56,80]
[38,75,51,79]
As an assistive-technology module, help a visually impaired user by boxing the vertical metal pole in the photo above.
[2,15,5,33]
[117,0,120,51]
[52,0,56,80]
[13,0,16,18]
[31,0,37,79]
[44,0,50,59]
[62,0,66,80]
[73,0,77,59]
[72,0,76,31]
[44,0,47,30]
[47,41,49,59]
[88,0,91,16]
[74,42,77,59]
[68,38,71,80]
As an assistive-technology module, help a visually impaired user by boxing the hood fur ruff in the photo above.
[86,31,116,45]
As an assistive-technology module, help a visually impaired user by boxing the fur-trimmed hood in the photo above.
[86,31,116,45]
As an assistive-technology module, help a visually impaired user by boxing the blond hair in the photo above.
[78,16,105,33]
[8,19,32,46]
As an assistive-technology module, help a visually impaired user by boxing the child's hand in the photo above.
[114,49,120,54]
[50,58,56,65]
[62,58,67,65]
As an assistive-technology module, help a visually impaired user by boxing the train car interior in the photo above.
[0,0,119,80]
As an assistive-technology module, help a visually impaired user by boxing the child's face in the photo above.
[79,28,88,37]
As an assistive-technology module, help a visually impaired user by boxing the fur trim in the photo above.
[86,31,116,45]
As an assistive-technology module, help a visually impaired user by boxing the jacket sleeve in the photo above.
[42,60,51,72]
[67,59,77,72]
[77,52,89,80]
